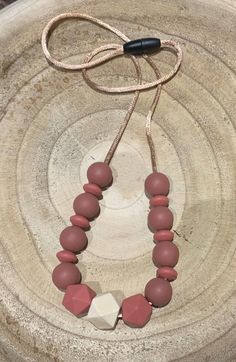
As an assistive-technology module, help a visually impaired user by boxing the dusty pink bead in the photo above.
[60,226,88,253]
[154,230,174,242]
[52,263,81,291]
[156,267,177,282]
[83,183,102,198]
[145,172,170,197]
[73,192,100,220]
[63,284,96,317]
[70,215,90,229]
[150,195,169,208]
[56,250,78,263]
[152,241,179,268]
[87,162,113,188]
[148,206,173,232]
[145,277,172,307]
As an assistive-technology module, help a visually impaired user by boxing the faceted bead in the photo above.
[52,263,81,291]
[70,214,90,230]
[83,183,102,198]
[145,277,172,307]
[73,193,100,220]
[154,230,174,242]
[60,226,88,253]
[56,250,78,263]
[62,284,96,317]
[152,241,179,268]
[156,267,178,282]
[85,293,120,329]
[122,294,152,328]
[145,172,169,197]
[148,206,173,232]
[87,162,113,188]
[150,195,169,207]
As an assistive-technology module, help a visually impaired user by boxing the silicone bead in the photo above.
[73,193,100,220]
[83,183,102,198]
[62,284,96,317]
[145,172,169,197]
[85,293,120,330]
[122,294,152,328]
[87,162,113,188]
[56,250,78,263]
[60,226,88,253]
[150,195,169,207]
[148,206,173,232]
[152,241,179,268]
[52,263,81,291]
[156,267,177,282]
[70,215,90,229]
[145,277,172,307]
[154,230,174,242]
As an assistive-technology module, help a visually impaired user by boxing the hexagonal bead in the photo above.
[122,294,152,328]
[62,284,96,317]
[85,293,120,330]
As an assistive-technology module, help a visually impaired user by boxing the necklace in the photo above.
[42,12,182,330]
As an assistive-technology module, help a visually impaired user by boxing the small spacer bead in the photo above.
[56,250,78,263]
[150,195,169,208]
[156,266,177,282]
[154,230,174,242]
[70,214,90,229]
[83,183,102,198]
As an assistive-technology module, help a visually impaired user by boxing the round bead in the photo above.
[52,263,81,291]
[154,230,174,242]
[60,226,88,253]
[152,241,179,268]
[148,206,173,232]
[83,183,102,198]
[150,195,169,208]
[145,277,172,307]
[56,250,78,263]
[156,267,177,282]
[70,215,90,229]
[73,193,100,220]
[145,172,170,197]
[87,162,113,188]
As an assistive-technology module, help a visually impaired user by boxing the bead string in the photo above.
[42,13,182,329]
[41,12,182,171]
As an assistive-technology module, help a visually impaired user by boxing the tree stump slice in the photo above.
[0,0,235,361]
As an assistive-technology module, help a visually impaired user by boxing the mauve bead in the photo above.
[150,195,169,208]
[156,267,178,282]
[83,183,102,198]
[152,241,179,268]
[60,226,88,253]
[70,214,90,229]
[87,162,113,188]
[56,250,78,263]
[154,230,174,242]
[73,193,100,220]
[122,294,152,328]
[145,277,172,307]
[148,206,173,232]
[52,263,81,291]
[145,172,170,197]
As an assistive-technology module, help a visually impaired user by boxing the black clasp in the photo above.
[123,38,161,55]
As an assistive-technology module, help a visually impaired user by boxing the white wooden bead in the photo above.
[85,293,120,330]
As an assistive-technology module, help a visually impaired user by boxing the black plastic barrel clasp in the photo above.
[123,38,161,55]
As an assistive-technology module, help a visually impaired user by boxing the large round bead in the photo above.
[73,193,100,220]
[87,162,113,188]
[152,241,179,267]
[60,226,88,253]
[148,206,173,232]
[52,263,81,291]
[145,172,169,197]
[145,277,172,307]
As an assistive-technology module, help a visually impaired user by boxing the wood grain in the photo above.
[0,0,235,361]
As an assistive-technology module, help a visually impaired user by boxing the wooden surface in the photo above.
[0,0,235,361]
